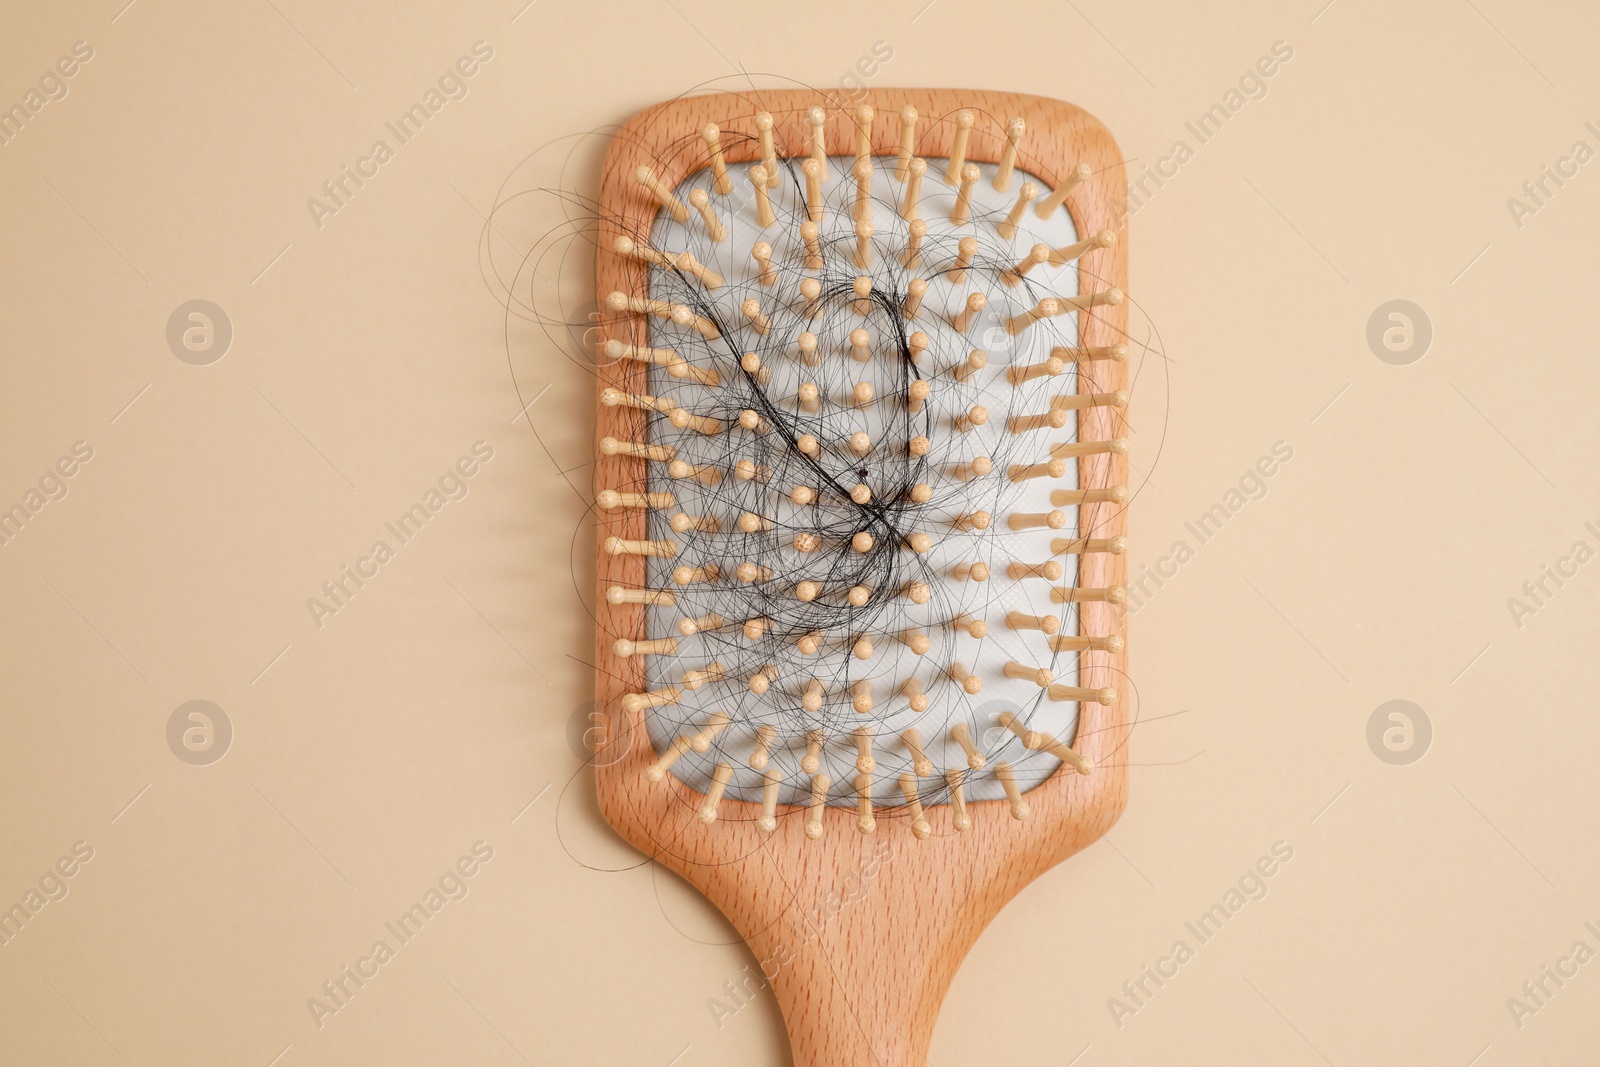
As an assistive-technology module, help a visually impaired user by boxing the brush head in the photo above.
[602,131,1128,822]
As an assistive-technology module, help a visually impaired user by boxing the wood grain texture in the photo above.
[591,88,1130,1066]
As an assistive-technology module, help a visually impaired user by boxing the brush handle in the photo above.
[760,880,950,1066]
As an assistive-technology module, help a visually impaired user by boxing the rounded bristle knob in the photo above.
[802,735,823,775]
[850,328,871,361]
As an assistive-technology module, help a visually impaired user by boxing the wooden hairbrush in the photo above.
[590,89,1130,1065]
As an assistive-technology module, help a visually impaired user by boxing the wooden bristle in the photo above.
[701,124,733,194]
[950,721,984,767]
[903,727,934,776]
[758,767,781,832]
[1034,161,1092,218]
[994,117,1025,191]
[995,763,1030,820]
[943,110,974,184]
[754,111,778,186]
[634,165,689,222]
[899,774,931,839]
[945,768,971,831]
[806,106,830,180]
[896,106,918,179]
[806,772,830,839]
[698,762,734,823]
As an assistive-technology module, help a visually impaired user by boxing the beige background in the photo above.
[2,0,1597,1063]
